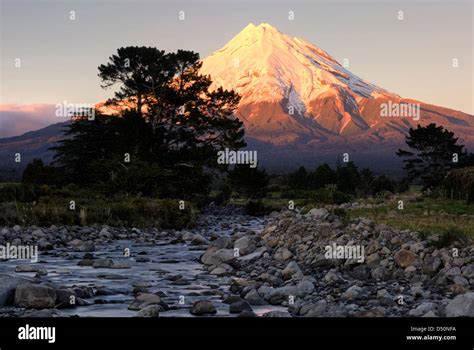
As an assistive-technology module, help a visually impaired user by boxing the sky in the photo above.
[0,0,473,137]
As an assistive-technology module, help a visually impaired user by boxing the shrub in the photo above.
[214,183,232,206]
[333,208,348,219]
[371,175,395,195]
[0,183,40,203]
[444,166,474,203]
[419,227,468,248]
[0,196,197,228]
[332,191,352,205]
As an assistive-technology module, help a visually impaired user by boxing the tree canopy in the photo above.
[396,123,467,190]
[53,46,245,199]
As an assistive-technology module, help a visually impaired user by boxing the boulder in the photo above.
[234,236,255,256]
[296,280,315,296]
[229,300,253,313]
[445,292,474,317]
[408,302,437,317]
[307,208,329,220]
[281,261,302,280]
[244,289,266,306]
[190,300,217,316]
[136,305,161,317]
[0,274,30,306]
[14,283,56,309]
[92,258,114,268]
[274,247,292,261]
[394,249,420,268]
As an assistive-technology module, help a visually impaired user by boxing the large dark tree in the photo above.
[53,47,245,199]
[308,163,335,189]
[22,158,61,186]
[288,166,309,190]
[98,46,171,115]
[336,161,361,195]
[396,123,467,190]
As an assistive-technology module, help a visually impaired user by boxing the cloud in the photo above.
[0,104,63,138]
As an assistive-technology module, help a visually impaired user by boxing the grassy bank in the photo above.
[0,184,197,228]
[344,195,474,243]
[227,188,474,244]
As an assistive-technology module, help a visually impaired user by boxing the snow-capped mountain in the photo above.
[200,23,474,165]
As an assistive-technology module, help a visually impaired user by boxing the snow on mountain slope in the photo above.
[200,23,473,150]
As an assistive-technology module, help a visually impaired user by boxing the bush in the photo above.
[333,208,348,219]
[332,191,352,205]
[214,183,232,206]
[371,175,395,195]
[396,178,410,193]
[444,166,474,203]
[0,196,197,228]
[419,227,468,248]
[0,183,40,203]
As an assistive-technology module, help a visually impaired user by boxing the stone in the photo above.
[223,295,243,304]
[77,258,94,267]
[445,292,474,317]
[371,267,392,280]
[14,283,56,309]
[190,234,207,246]
[341,285,363,300]
[209,237,233,249]
[201,248,235,265]
[37,238,52,250]
[136,293,161,304]
[110,262,131,269]
[92,258,114,268]
[15,264,41,273]
[324,270,342,283]
[239,248,265,262]
[99,228,112,239]
[376,289,395,306]
[55,289,77,309]
[190,300,217,316]
[234,236,255,256]
[210,267,228,276]
[408,302,436,317]
[267,286,298,304]
[0,274,29,306]
[365,253,380,267]
[244,289,266,306]
[274,247,292,261]
[394,249,420,268]
[308,208,329,220]
[296,280,315,296]
[229,300,253,313]
[422,256,442,275]
[136,305,160,317]
[305,300,328,317]
[462,264,474,279]
[281,261,302,280]
[453,275,469,287]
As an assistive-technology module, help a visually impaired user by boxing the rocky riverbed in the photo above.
[0,207,285,317]
[1,206,473,317]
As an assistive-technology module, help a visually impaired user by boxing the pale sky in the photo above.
[1,0,473,114]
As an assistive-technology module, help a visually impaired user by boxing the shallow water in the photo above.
[0,215,285,317]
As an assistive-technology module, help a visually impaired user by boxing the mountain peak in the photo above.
[241,22,279,32]
[230,22,284,46]
[202,23,388,111]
